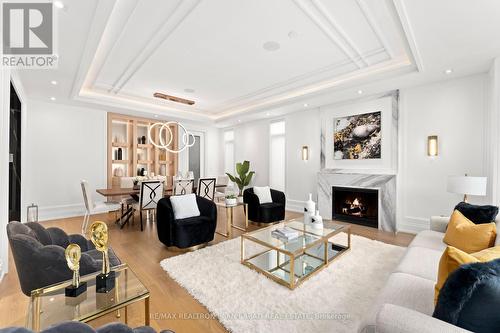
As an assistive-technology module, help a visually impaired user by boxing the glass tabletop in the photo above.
[243,219,346,255]
[216,201,247,208]
[28,264,149,331]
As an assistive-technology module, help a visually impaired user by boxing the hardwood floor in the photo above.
[0,209,414,332]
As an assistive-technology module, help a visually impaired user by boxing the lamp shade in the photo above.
[447,176,487,196]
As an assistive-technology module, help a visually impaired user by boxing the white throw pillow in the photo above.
[253,186,273,204]
[170,194,200,220]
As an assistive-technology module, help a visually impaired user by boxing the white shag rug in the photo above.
[160,233,405,333]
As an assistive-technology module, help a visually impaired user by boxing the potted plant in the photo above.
[226,160,255,203]
[225,194,237,206]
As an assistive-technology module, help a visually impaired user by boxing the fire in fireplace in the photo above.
[332,186,378,228]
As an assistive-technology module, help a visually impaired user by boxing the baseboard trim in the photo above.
[286,199,305,213]
[37,203,86,222]
[397,216,429,234]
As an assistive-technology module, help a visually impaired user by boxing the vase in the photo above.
[237,196,244,203]
[225,198,237,206]
[117,148,123,160]
[304,193,315,224]
[311,210,323,229]
[141,136,146,144]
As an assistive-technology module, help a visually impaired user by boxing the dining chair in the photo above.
[215,175,229,202]
[80,180,121,235]
[173,178,194,195]
[134,180,164,231]
[197,178,216,201]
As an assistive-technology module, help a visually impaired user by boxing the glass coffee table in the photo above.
[241,219,351,289]
[27,264,149,332]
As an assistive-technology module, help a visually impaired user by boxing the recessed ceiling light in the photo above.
[50,97,56,101]
[50,80,57,85]
[304,103,309,107]
[54,1,64,9]
[444,69,453,75]
[288,31,298,39]
[184,88,195,93]
[357,90,363,94]
[263,41,280,52]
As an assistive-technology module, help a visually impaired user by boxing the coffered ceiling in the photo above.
[75,0,415,121]
[15,0,500,125]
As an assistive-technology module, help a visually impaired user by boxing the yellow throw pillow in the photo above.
[443,210,496,253]
[434,245,500,304]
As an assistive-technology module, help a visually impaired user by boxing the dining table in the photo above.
[96,184,227,228]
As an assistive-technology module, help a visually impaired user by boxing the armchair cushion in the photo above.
[0,322,172,333]
[169,194,200,220]
[253,186,273,204]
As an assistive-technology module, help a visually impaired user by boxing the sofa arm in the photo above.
[430,216,449,233]
[376,304,471,333]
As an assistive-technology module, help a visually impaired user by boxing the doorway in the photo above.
[9,82,21,221]
[187,131,205,185]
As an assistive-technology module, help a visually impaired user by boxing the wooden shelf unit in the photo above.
[107,113,179,188]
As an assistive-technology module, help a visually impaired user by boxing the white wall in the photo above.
[398,74,488,232]
[224,109,321,210]
[25,101,108,220]
[0,68,10,281]
[24,100,221,221]
[223,74,490,233]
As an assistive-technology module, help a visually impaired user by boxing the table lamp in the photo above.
[447,174,487,202]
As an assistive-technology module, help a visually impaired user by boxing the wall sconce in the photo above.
[302,145,309,161]
[427,135,438,157]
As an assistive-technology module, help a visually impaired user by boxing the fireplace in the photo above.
[332,186,378,228]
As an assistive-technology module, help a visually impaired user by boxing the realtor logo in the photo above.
[2,2,57,68]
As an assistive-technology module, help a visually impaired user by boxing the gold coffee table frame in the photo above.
[241,219,351,289]
[215,202,248,238]
[28,264,149,332]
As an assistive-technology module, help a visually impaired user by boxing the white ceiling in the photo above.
[16,0,500,126]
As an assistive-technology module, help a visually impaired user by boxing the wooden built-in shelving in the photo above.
[107,113,179,189]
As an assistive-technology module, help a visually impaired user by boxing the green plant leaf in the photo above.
[243,171,254,186]
[225,173,237,183]
[236,160,249,178]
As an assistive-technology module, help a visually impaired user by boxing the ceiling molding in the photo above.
[215,48,387,112]
[356,0,395,59]
[293,0,367,69]
[109,0,201,94]
[391,0,424,72]
[92,0,140,89]
[214,57,412,120]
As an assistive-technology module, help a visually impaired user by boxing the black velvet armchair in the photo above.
[0,321,174,333]
[7,221,121,296]
[156,195,217,250]
[243,188,286,223]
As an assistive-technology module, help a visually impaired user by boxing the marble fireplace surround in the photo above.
[318,171,396,232]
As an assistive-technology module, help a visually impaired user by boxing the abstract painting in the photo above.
[333,111,381,160]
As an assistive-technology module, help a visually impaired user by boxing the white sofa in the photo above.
[358,216,481,333]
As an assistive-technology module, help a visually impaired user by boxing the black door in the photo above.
[9,82,21,221]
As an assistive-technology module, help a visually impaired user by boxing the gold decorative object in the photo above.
[89,221,115,293]
[64,244,87,297]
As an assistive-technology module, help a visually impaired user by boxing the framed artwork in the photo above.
[333,111,381,160]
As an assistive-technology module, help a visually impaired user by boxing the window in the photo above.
[224,130,234,173]
[269,120,285,191]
